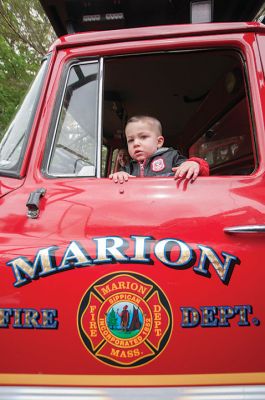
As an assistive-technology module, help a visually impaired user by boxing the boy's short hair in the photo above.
[126,115,162,136]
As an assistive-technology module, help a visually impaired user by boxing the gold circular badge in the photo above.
[77,272,172,368]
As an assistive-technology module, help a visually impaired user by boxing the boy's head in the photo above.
[125,115,164,162]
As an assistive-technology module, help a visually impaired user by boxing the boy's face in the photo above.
[125,120,164,162]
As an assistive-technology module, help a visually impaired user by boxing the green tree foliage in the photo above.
[108,308,118,330]
[0,0,55,133]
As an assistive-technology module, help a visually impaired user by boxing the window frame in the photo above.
[42,57,103,178]
[42,46,257,179]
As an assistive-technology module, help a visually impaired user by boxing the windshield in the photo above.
[0,57,49,177]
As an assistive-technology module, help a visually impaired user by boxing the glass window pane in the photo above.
[48,62,99,177]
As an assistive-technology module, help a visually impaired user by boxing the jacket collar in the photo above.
[130,147,170,165]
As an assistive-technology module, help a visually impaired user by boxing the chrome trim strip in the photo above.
[46,65,71,173]
[1,385,265,400]
[96,57,104,178]
[224,225,265,234]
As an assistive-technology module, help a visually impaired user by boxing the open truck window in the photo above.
[103,50,255,177]
[44,49,255,178]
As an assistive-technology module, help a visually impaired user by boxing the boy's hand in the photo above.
[109,171,135,183]
[172,161,200,182]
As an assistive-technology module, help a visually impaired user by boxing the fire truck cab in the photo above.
[1,1,265,399]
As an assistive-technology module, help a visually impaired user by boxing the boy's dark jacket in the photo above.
[121,147,209,177]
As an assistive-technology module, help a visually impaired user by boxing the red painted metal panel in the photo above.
[0,25,265,387]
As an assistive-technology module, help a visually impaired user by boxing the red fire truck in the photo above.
[1,0,265,398]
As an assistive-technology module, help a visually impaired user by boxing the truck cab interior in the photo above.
[103,50,254,176]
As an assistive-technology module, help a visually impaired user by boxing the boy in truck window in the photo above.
[109,115,209,183]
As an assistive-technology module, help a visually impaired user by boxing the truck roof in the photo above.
[49,21,265,51]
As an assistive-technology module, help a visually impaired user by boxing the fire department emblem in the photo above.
[151,158,165,172]
[77,272,172,368]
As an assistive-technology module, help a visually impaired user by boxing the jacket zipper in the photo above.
[139,161,145,177]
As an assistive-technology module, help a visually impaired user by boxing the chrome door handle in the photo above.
[224,225,265,234]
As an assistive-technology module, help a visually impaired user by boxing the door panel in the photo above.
[1,174,264,380]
